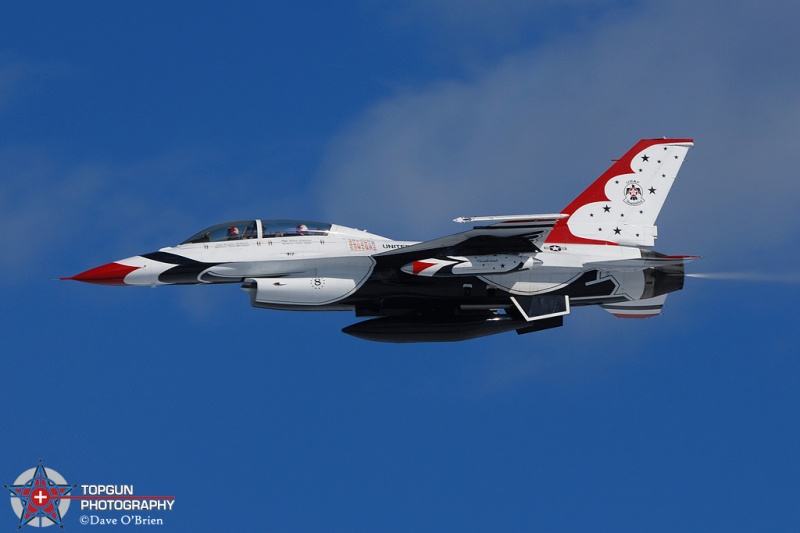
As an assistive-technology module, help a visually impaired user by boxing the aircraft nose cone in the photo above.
[62,262,141,286]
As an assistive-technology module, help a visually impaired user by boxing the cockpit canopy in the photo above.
[261,219,331,238]
[181,219,332,244]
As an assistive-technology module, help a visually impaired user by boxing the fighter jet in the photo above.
[64,138,697,342]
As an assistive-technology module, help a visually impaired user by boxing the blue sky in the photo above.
[2,1,799,531]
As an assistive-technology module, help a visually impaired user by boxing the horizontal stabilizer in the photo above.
[601,294,668,318]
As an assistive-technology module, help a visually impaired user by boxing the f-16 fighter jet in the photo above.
[65,138,697,342]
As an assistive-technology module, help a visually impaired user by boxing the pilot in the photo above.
[242,225,256,239]
[226,226,240,240]
[296,224,308,235]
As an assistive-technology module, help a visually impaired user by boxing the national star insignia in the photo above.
[649,187,656,194]
[613,227,622,235]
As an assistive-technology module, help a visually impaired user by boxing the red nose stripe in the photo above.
[62,262,141,286]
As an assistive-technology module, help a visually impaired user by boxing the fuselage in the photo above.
[66,218,682,315]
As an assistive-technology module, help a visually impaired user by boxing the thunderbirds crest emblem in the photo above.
[623,180,645,206]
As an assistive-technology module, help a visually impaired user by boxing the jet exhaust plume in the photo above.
[687,272,800,284]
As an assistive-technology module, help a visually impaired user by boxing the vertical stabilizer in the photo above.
[546,138,693,246]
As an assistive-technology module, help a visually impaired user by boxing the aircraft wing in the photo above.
[376,214,566,259]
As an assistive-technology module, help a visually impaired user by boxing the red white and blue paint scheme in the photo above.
[65,138,698,342]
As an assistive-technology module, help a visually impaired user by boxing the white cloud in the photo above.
[378,0,628,59]
[316,0,800,269]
